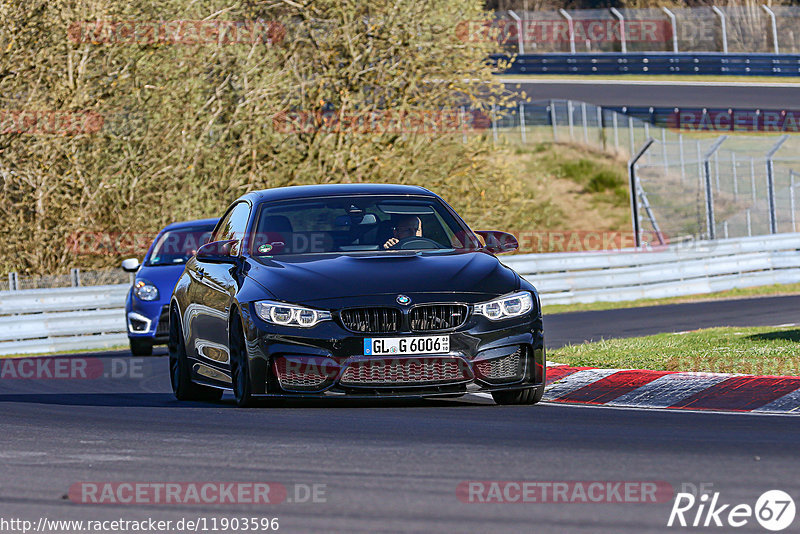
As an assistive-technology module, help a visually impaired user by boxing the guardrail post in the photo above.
[610,8,626,53]
[762,5,780,54]
[558,9,576,54]
[549,100,558,142]
[8,271,18,291]
[70,268,81,287]
[661,7,678,53]
[711,6,728,54]
[519,102,526,143]
[508,10,524,55]
[703,136,728,240]
[765,135,789,234]
[629,138,655,248]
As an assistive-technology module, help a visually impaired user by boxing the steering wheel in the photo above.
[394,236,444,250]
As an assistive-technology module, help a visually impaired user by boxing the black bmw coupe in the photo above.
[169,184,545,406]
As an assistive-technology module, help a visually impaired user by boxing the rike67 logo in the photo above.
[668,487,795,531]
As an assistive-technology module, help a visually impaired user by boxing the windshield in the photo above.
[250,195,481,256]
[146,226,215,266]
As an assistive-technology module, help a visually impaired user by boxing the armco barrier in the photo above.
[494,52,800,76]
[2,233,800,355]
[501,233,800,305]
[0,285,128,356]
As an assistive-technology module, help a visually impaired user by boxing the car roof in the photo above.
[236,183,436,205]
[161,217,219,232]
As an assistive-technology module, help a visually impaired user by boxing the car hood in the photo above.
[135,263,187,302]
[247,251,519,304]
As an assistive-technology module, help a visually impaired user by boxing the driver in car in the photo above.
[383,215,422,249]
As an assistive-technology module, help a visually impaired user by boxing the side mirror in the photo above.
[475,231,518,254]
[121,258,140,272]
[196,239,240,263]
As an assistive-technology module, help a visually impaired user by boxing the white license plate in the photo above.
[363,336,450,356]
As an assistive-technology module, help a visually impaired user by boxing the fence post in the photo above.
[612,111,619,149]
[549,100,558,142]
[491,103,498,145]
[628,116,635,156]
[714,150,720,192]
[765,135,788,234]
[750,157,757,204]
[70,268,81,287]
[519,101,527,144]
[460,106,467,144]
[711,6,728,54]
[508,10,524,55]
[610,8,626,53]
[629,138,655,248]
[746,209,752,237]
[581,102,589,144]
[732,152,738,201]
[723,220,729,239]
[558,9,576,54]
[567,100,575,140]
[8,271,18,291]
[703,136,728,240]
[791,171,796,233]
[661,128,668,171]
[661,7,678,53]
[762,5,780,54]
[597,106,604,150]
[678,133,685,183]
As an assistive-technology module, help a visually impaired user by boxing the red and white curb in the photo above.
[541,362,800,414]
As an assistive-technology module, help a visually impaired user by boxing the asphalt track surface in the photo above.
[502,78,800,108]
[2,295,800,533]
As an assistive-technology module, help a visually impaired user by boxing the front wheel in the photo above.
[230,314,256,408]
[491,386,544,405]
[168,309,223,402]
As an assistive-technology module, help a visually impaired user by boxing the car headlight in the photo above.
[254,300,332,328]
[473,291,533,321]
[133,279,159,301]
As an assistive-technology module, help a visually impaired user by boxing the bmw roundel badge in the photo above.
[396,294,411,305]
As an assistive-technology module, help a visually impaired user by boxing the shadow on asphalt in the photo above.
[0,392,485,409]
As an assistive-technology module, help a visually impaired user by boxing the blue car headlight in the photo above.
[255,300,332,328]
[133,279,159,301]
[473,291,533,321]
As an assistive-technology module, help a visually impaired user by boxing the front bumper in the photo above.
[221,305,545,398]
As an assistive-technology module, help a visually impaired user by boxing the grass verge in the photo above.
[549,325,800,376]
[544,283,800,315]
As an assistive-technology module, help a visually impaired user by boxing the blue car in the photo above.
[122,218,218,356]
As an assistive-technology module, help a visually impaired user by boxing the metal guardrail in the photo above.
[502,233,800,305]
[0,285,128,356]
[494,52,800,76]
[3,233,800,355]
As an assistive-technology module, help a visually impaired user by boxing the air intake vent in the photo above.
[409,304,468,332]
[340,307,402,333]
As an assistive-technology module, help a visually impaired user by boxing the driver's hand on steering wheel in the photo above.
[383,237,399,249]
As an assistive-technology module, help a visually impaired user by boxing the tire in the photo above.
[168,309,223,402]
[491,386,544,406]
[129,337,153,356]
[229,314,256,408]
